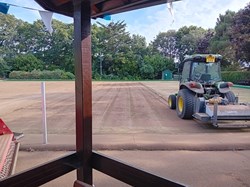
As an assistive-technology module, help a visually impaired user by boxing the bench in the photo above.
[0,119,20,180]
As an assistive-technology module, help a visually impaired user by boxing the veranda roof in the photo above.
[35,0,180,18]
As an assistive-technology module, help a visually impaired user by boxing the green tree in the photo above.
[13,20,49,55]
[12,19,74,73]
[40,20,74,73]
[0,58,10,78]
[210,10,236,67]
[176,26,206,61]
[128,34,148,78]
[151,30,178,59]
[94,21,132,77]
[130,34,148,61]
[91,24,103,78]
[140,63,154,79]
[231,3,250,65]
[142,54,174,79]
[7,54,43,72]
[0,14,23,58]
[196,29,214,54]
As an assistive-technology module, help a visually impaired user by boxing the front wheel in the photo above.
[224,91,236,103]
[168,94,176,109]
[176,89,195,119]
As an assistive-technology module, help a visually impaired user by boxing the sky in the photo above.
[1,0,249,43]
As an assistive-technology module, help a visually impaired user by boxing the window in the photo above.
[181,61,191,82]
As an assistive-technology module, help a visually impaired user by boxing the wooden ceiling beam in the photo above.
[92,0,149,18]
[92,0,180,18]
[111,0,172,14]
[91,0,107,4]
[51,0,71,6]
[35,0,181,19]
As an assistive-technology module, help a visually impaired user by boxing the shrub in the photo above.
[102,74,119,80]
[64,72,75,79]
[221,71,250,84]
[7,54,43,72]
[30,70,42,79]
[9,69,75,80]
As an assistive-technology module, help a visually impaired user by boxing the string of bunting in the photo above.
[0,1,172,31]
[167,0,174,24]
[0,2,53,34]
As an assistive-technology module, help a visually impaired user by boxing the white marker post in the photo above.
[41,82,48,144]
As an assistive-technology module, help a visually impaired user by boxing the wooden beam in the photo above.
[73,0,93,185]
[91,0,106,4]
[92,151,185,187]
[112,0,181,14]
[92,0,152,18]
[0,153,80,187]
[92,0,181,18]
[51,0,71,6]
[74,180,93,187]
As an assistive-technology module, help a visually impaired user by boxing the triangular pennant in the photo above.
[167,0,174,23]
[39,10,53,34]
[103,14,111,21]
[0,2,9,14]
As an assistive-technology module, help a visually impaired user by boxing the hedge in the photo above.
[9,69,75,80]
[221,71,250,84]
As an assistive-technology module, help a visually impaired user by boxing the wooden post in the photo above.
[73,0,92,185]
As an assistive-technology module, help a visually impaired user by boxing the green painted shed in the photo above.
[162,69,173,80]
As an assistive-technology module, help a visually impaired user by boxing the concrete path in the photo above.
[2,81,250,186]
[15,150,250,187]
[19,132,250,151]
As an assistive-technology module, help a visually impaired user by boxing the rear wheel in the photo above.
[176,89,195,119]
[224,91,236,103]
[168,95,176,109]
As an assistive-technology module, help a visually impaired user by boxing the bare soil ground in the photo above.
[1,81,250,187]
[15,150,250,187]
[1,81,250,135]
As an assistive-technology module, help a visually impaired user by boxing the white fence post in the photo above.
[41,82,48,144]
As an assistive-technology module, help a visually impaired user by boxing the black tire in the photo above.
[168,95,176,109]
[224,91,236,103]
[176,89,195,119]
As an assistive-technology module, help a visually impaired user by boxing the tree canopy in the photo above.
[231,4,250,64]
[0,3,249,79]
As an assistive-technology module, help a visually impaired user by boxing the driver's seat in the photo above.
[200,73,211,82]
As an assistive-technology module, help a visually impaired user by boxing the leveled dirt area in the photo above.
[1,81,250,187]
[0,81,250,135]
[15,150,250,187]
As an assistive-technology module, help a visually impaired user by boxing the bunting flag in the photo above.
[0,2,53,34]
[167,0,174,24]
[39,10,53,34]
[103,14,111,21]
[0,2,9,14]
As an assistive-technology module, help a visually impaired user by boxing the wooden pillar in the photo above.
[73,0,92,185]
